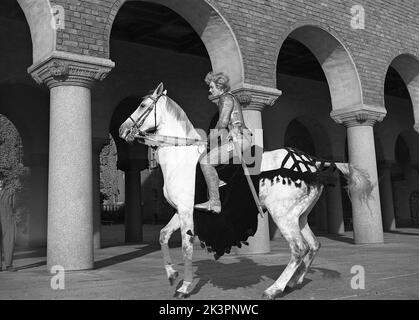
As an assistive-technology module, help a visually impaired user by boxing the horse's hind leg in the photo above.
[263,213,309,299]
[295,219,321,285]
[160,214,181,286]
[288,186,323,288]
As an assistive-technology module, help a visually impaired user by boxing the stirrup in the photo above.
[194,200,221,213]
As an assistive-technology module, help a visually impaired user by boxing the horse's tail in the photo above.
[316,161,374,203]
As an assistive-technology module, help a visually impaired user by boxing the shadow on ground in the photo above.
[188,256,340,297]
[94,244,161,269]
[321,234,354,244]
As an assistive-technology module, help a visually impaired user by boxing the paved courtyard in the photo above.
[1,225,418,300]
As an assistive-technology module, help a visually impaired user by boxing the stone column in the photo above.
[326,169,345,235]
[378,161,396,231]
[92,137,110,249]
[29,52,114,270]
[28,153,48,247]
[122,159,148,243]
[220,84,282,254]
[331,105,386,244]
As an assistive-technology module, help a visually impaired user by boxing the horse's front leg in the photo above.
[160,214,181,286]
[174,206,195,299]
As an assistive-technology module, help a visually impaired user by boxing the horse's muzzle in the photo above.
[119,126,130,140]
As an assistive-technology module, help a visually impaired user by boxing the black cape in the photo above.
[193,162,259,260]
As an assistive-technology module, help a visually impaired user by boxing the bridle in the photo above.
[125,92,207,148]
[128,93,164,135]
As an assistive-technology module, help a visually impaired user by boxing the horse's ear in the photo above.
[162,89,167,95]
[154,82,164,96]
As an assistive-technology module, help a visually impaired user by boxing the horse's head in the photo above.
[119,82,166,141]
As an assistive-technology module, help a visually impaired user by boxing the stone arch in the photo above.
[386,54,419,128]
[275,24,362,111]
[107,0,244,90]
[16,0,56,64]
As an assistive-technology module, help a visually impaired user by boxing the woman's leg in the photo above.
[196,143,234,213]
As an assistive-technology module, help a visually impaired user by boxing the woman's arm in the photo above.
[215,94,234,130]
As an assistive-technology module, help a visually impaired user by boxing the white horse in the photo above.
[119,83,372,299]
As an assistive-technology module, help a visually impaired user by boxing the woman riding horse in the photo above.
[119,82,373,299]
[195,71,253,214]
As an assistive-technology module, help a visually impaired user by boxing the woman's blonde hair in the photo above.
[205,71,231,92]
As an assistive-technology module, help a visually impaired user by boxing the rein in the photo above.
[133,132,207,147]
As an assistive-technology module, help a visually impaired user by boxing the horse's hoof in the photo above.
[262,292,275,300]
[174,291,190,299]
[168,271,179,286]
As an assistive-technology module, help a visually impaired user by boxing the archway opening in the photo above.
[383,55,419,228]
[109,0,244,89]
[0,0,33,80]
[0,114,30,247]
[266,27,356,236]
[0,83,49,248]
[278,26,362,110]
[386,54,419,126]
[105,0,244,244]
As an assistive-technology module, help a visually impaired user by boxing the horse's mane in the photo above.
[164,96,196,136]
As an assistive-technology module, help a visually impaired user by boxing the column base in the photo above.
[234,213,270,255]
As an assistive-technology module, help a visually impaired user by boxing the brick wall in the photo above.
[52,0,113,56]
[49,0,419,108]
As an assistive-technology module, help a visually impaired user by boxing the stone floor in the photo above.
[0,224,418,300]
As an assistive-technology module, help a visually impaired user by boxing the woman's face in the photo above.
[209,81,224,97]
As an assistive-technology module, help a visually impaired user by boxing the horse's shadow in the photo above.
[186,256,340,297]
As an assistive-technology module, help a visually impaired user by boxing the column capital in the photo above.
[209,83,282,111]
[330,104,387,127]
[92,137,111,154]
[28,51,115,89]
